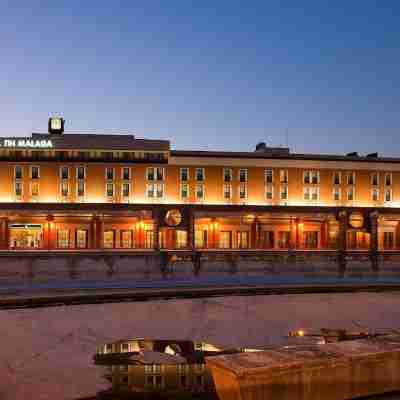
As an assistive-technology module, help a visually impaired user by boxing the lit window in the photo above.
[31,166,40,179]
[180,183,189,200]
[280,169,288,183]
[195,168,205,181]
[147,167,155,181]
[333,172,341,185]
[383,232,394,249]
[219,231,232,248]
[15,182,22,197]
[347,187,354,201]
[347,172,355,185]
[304,170,319,184]
[122,167,130,181]
[156,183,164,198]
[385,173,392,186]
[122,183,130,197]
[147,183,155,198]
[223,183,232,200]
[239,183,247,199]
[333,187,341,201]
[180,168,189,181]
[385,189,392,202]
[280,184,288,200]
[156,167,164,181]
[31,182,39,197]
[103,230,115,248]
[121,230,133,248]
[372,188,379,202]
[223,168,232,183]
[265,169,273,183]
[371,172,379,186]
[106,183,114,197]
[239,168,247,182]
[76,229,87,248]
[77,181,85,197]
[61,180,69,197]
[265,184,273,200]
[147,167,164,181]
[15,166,22,180]
[60,166,69,180]
[303,187,310,200]
[106,167,114,181]
[57,229,69,248]
[196,183,204,200]
[76,166,85,180]
[303,171,310,184]
[176,230,187,248]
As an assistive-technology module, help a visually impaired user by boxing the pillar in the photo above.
[250,218,257,249]
[320,219,328,249]
[153,210,160,250]
[1,217,8,249]
[338,210,347,271]
[46,215,55,249]
[370,211,379,271]
[188,210,195,249]
[97,217,104,249]
[90,216,98,249]
[290,218,296,250]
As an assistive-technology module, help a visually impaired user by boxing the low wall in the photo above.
[206,335,400,400]
[0,251,399,283]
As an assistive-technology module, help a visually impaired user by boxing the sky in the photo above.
[1,0,400,155]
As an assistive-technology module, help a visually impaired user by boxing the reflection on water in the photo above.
[94,338,261,399]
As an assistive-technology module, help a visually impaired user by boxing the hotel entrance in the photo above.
[9,224,43,248]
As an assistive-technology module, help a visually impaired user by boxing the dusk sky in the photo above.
[1,1,400,155]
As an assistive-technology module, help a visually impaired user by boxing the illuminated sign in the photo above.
[0,139,53,149]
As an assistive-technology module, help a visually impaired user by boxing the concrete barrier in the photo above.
[206,335,400,400]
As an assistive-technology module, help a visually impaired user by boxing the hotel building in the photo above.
[0,117,399,269]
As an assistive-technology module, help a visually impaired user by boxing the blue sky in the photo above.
[1,1,400,155]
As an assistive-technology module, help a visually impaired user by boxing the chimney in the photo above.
[255,142,267,152]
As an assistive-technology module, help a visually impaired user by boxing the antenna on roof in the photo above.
[285,127,289,147]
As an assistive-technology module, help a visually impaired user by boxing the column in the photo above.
[289,218,296,250]
[90,216,98,249]
[320,219,328,249]
[97,217,104,249]
[250,218,257,249]
[153,210,160,250]
[46,215,55,249]
[0,217,8,249]
[338,210,347,271]
[188,210,195,249]
[370,211,379,271]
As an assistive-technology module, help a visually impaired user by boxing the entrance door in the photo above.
[236,231,249,249]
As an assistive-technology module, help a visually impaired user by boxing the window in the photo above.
[195,168,204,181]
[60,180,69,197]
[15,182,22,197]
[372,188,379,202]
[76,229,87,248]
[333,171,341,185]
[303,187,319,201]
[304,231,318,249]
[223,168,232,182]
[122,167,130,181]
[176,230,187,248]
[195,230,207,248]
[106,167,114,181]
[30,182,39,197]
[103,230,115,248]
[280,184,288,200]
[265,169,273,183]
[347,187,354,201]
[385,189,392,203]
[180,168,189,181]
[57,229,69,248]
[60,166,69,180]
[196,183,204,200]
[383,232,394,249]
[122,183,130,198]
[147,167,164,181]
[303,171,310,184]
[239,168,247,182]
[304,170,319,184]
[219,231,232,249]
[265,184,273,200]
[106,183,114,197]
[180,183,189,200]
[371,172,379,186]
[146,183,164,199]
[76,166,85,180]
[15,166,22,180]
[237,231,249,249]
[120,230,133,248]
[145,364,162,374]
[347,172,355,185]
[385,173,392,186]
[263,231,274,249]
[280,169,288,183]
[145,230,154,248]
[239,183,247,200]
[333,187,341,201]
[278,231,290,248]
[77,181,85,198]
[223,183,232,200]
[31,166,40,179]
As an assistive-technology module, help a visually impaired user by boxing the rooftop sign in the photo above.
[0,139,53,149]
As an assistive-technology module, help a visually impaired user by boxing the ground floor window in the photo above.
[263,231,274,248]
[176,230,188,249]
[57,229,70,248]
[277,231,290,248]
[9,224,43,248]
[145,230,154,248]
[120,230,133,248]
[383,231,394,249]
[195,230,208,248]
[304,231,318,249]
[236,231,249,249]
[104,230,115,248]
[219,231,232,249]
[76,229,88,249]
[347,231,370,250]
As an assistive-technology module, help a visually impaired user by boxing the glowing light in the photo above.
[298,330,305,337]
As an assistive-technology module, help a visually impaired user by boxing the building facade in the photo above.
[0,118,399,268]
